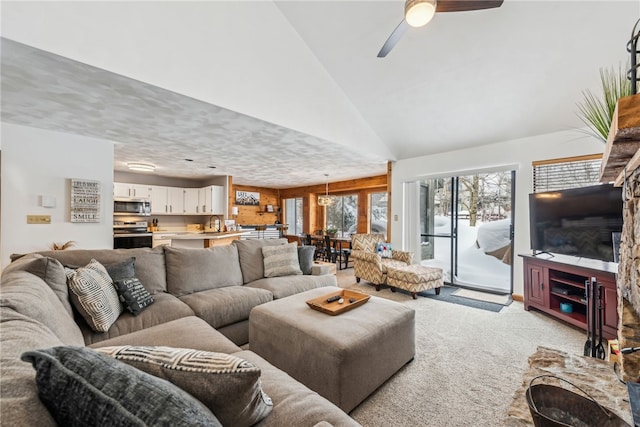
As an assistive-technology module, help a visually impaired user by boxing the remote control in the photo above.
[326,295,341,303]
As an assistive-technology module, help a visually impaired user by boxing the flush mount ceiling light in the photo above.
[318,174,336,207]
[127,162,156,172]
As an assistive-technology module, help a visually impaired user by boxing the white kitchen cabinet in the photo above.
[114,182,152,198]
[149,185,183,214]
[167,187,184,214]
[184,188,201,214]
[201,185,225,215]
[149,185,168,214]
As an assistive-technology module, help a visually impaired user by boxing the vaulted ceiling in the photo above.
[1,1,637,188]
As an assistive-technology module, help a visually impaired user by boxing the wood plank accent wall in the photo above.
[229,178,281,226]
[230,171,391,237]
[279,173,389,236]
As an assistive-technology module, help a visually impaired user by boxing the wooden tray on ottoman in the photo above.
[306,290,370,316]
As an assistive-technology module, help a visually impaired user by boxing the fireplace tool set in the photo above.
[584,277,607,360]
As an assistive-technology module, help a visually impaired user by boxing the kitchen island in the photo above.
[170,231,249,248]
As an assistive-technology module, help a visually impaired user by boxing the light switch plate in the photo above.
[27,215,51,224]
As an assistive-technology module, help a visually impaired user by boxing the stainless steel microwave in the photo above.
[114,198,151,216]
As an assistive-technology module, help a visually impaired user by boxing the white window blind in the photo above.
[532,154,603,193]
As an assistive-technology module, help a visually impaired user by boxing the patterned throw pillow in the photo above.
[377,242,393,258]
[65,259,123,332]
[113,277,155,316]
[21,346,222,427]
[262,242,302,278]
[96,345,273,427]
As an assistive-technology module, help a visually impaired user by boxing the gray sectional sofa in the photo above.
[0,238,360,426]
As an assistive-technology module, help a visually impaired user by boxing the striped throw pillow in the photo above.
[96,346,273,427]
[65,259,123,332]
[262,242,302,277]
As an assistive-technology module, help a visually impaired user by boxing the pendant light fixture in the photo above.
[318,174,336,206]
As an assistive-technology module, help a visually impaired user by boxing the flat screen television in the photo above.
[529,184,623,262]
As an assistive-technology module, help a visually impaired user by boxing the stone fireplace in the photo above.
[603,94,640,381]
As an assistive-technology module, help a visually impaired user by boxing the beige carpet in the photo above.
[451,288,511,306]
[335,269,585,427]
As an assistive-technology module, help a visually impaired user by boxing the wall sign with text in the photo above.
[70,179,101,223]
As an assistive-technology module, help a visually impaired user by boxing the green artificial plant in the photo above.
[576,65,631,143]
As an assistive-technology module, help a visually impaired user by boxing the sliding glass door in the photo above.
[420,171,514,294]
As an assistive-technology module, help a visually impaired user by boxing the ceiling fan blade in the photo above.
[436,0,504,13]
[377,19,409,58]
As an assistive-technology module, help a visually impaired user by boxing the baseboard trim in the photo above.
[511,293,524,302]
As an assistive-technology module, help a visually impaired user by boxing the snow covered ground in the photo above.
[421,216,511,293]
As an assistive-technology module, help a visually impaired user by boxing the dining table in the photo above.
[309,235,352,270]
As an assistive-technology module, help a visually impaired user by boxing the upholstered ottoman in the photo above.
[386,264,444,299]
[249,286,415,412]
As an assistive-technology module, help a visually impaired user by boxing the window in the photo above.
[370,192,388,240]
[284,198,303,235]
[326,195,358,237]
[532,154,602,193]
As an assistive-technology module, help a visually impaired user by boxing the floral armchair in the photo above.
[350,234,414,291]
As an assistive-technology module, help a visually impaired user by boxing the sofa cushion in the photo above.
[96,345,273,427]
[262,243,302,278]
[21,346,222,427]
[233,238,288,284]
[113,277,155,315]
[235,350,361,427]
[165,245,244,296]
[0,271,85,346]
[247,275,337,300]
[297,245,316,275]
[0,307,64,427]
[29,247,168,295]
[89,316,242,354]
[79,292,195,346]
[4,253,73,315]
[65,259,123,333]
[179,286,273,329]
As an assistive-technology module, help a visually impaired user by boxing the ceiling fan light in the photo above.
[405,0,436,28]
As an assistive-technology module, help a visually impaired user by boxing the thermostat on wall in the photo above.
[41,195,56,208]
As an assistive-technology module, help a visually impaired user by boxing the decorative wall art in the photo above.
[70,179,101,223]
[235,191,260,206]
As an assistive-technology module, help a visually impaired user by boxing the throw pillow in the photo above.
[113,277,155,316]
[104,257,136,282]
[262,243,302,278]
[96,345,273,427]
[376,242,392,258]
[297,245,316,275]
[64,259,123,332]
[21,346,221,427]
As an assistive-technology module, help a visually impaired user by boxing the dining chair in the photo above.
[324,235,337,263]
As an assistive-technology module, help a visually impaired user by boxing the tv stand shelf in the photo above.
[520,253,618,339]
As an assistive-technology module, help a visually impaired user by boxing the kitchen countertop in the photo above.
[169,231,249,240]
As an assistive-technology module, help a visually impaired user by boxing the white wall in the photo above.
[391,129,605,296]
[1,123,113,266]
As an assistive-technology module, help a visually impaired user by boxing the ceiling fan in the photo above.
[377,0,504,58]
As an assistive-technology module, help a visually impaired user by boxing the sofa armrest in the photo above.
[391,250,413,264]
[351,250,381,263]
